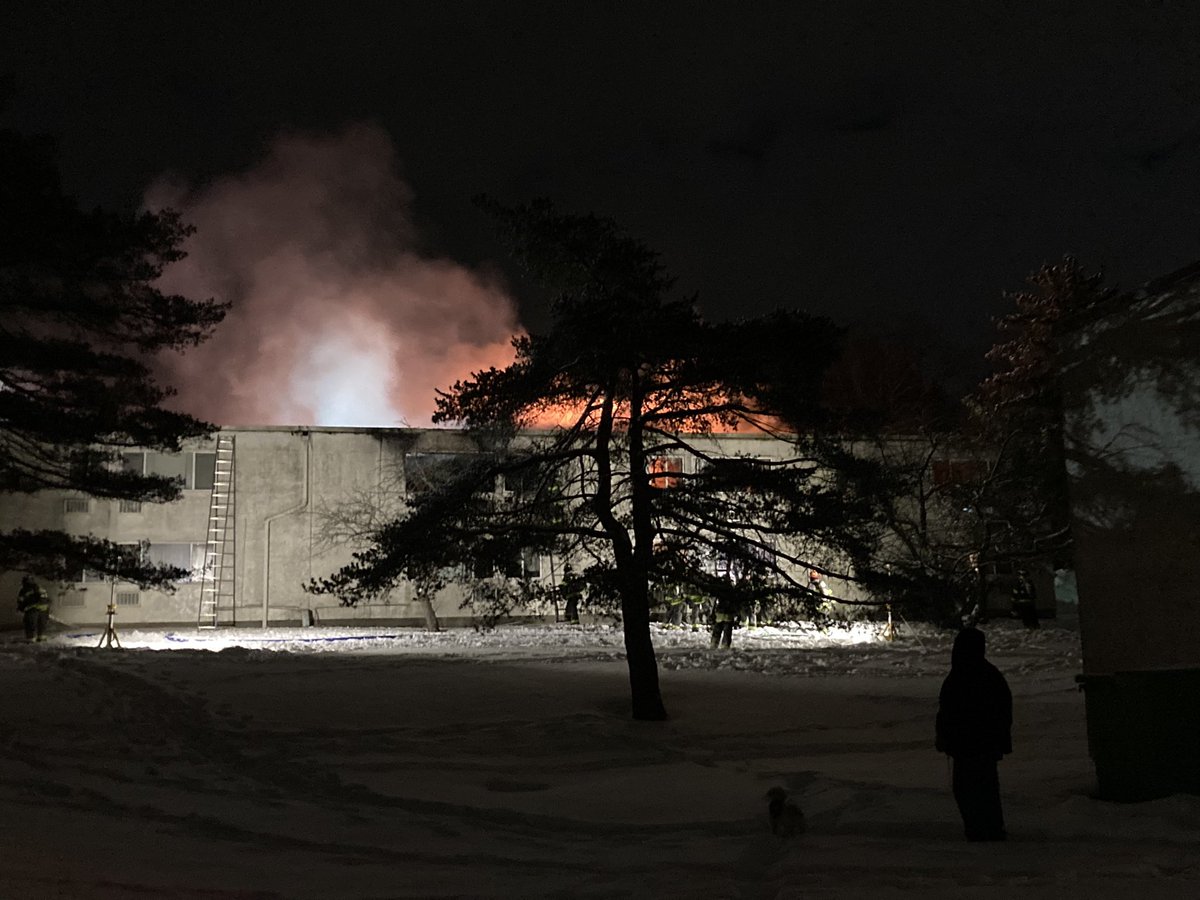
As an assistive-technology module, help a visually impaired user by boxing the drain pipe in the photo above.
[262,431,312,627]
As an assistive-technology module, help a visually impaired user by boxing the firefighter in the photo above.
[1011,569,1039,629]
[710,594,739,649]
[17,575,50,642]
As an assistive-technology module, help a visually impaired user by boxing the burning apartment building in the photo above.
[2,427,860,629]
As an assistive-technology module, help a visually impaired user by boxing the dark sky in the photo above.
[5,1,1200,360]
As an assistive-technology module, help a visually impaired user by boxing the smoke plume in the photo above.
[146,123,519,427]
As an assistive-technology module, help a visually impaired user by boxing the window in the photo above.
[501,555,523,579]
[499,468,537,496]
[146,452,188,486]
[648,456,683,489]
[474,556,501,579]
[522,548,542,579]
[122,451,216,490]
[404,453,473,495]
[493,549,542,579]
[63,497,90,514]
[118,499,142,514]
[57,594,85,608]
[144,542,206,581]
[692,456,760,493]
[193,453,217,491]
[115,591,140,607]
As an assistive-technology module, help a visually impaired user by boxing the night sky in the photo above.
[4,2,1199,423]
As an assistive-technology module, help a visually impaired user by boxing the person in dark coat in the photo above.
[936,627,1012,841]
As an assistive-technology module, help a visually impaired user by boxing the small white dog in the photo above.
[766,786,806,836]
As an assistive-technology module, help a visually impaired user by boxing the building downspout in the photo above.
[262,432,312,627]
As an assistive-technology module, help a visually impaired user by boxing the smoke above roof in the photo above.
[146,123,519,426]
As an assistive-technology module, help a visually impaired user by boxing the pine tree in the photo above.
[1,118,228,585]
[311,199,883,720]
[968,256,1120,569]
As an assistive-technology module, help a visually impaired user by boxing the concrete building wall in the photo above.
[0,457,214,628]
[187,428,489,627]
[1,428,485,629]
[3,425,968,630]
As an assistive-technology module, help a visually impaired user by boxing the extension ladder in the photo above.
[198,433,236,628]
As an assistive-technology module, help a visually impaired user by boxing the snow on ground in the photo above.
[0,619,1196,898]
[38,618,1081,678]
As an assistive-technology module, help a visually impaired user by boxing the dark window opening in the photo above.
[931,459,986,486]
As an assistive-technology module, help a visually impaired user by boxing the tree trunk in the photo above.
[621,585,667,720]
[592,384,666,719]
[620,373,666,720]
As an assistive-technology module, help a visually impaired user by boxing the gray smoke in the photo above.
[147,123,518,426]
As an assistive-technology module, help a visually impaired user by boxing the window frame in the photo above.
[143,541,207,582]
[122,451,215,490]
[647,455,684,489]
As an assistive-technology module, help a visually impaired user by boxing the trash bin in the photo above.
[1077,668,1200,801]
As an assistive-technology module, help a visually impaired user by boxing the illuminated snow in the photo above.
[1,620,1196,897]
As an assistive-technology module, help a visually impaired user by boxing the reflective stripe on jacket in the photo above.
[17,584,49,612]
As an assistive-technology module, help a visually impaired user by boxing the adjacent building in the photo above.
[1061,261,1200,800]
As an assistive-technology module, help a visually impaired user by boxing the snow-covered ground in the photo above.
[1,619,1196,898]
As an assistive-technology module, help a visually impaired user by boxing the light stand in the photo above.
[882,604,928,650]
[881,565,897,641]
[98,577,121,649]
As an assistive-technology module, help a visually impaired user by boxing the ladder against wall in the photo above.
[198,434,236,628]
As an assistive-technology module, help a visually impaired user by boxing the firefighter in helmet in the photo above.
[17,575,50,642]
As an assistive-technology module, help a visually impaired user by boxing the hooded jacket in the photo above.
[936,628,1012,759]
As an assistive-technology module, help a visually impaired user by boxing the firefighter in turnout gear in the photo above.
[710,594,739,649]
[17,575,50,642]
